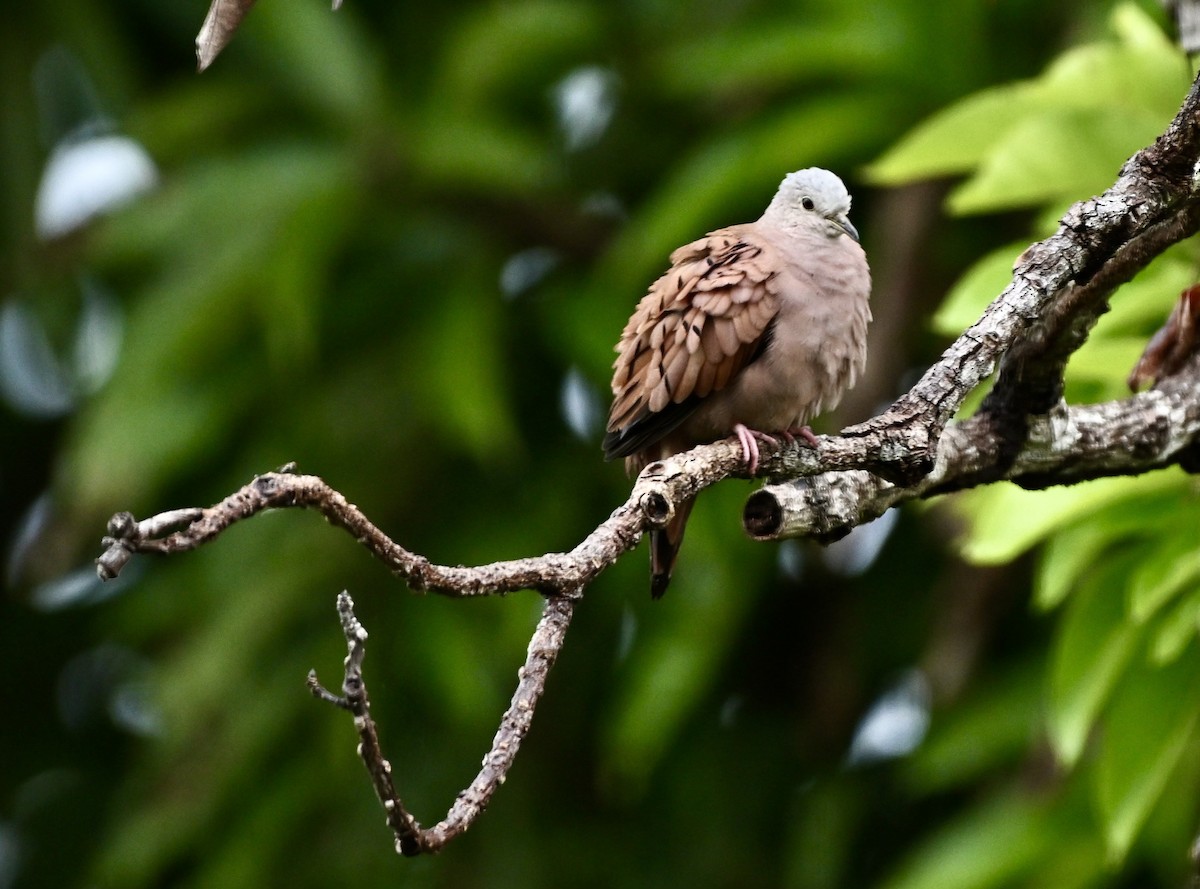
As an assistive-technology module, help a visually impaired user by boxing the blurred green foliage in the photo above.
[3,1,1199,888]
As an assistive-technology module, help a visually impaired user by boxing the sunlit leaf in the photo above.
[1035,515,1164,612]
[956,471,1183,566]
[1093,247,1197,336]
[947,106,1167,215]
[1149,590,1200,665]
[933,238,1193,363]
[869,2,1187,211]
[1038,5,1186,121]
[1127,529,1200,623]
[866,85,1035,185]
[1064,336,1150,397]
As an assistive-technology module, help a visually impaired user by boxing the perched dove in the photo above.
[603,168,871,597]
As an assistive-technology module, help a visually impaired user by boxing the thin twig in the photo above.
[309,590,575,855]
[308,592,424,853]
[92,442,749,597]
[416,593,575,851]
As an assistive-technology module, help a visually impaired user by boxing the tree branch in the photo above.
[745,354,1200,541]
[842,69,1200,482]
[94,67,1200,857]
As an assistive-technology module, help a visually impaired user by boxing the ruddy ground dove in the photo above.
[603,168,872,597]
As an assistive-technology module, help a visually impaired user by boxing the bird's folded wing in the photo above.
[603,228,781,460]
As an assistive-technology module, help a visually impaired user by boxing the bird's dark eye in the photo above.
[801,197,815,211]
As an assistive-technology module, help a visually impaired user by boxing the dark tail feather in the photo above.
[649,498,695,599]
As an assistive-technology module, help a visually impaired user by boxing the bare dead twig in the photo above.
[195,0,257,72]
[307,592,424,854]
[308,590,575,854]
[195,0,344,72]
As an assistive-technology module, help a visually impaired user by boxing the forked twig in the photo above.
[307,590,575,854]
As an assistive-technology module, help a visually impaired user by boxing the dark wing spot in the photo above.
[748,316,777,363]
[602,398,701,460]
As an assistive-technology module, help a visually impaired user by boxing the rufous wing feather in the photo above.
[602,229,782,461]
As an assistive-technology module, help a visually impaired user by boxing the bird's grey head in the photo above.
[763,167,859,242]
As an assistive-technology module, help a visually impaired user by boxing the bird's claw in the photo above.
[734,424,821,475]
[733,424,780,475]
[782,425,820,448]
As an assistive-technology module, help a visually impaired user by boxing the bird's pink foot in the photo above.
[733,424,778,476]
[783,425,820,448]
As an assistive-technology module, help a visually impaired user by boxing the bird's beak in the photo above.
[836,215,860,242]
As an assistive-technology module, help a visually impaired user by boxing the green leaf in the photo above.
[934,233,1193,349]
[1110,0,1178,51]
[253,0,386,125]
[1096,645,1200,861]
[653,18,894,99]
[412,112,559,194]
[1037,5,1185,121]
[879,792,1049,889]
[1009,826,1107,889]
[865,84,1036,185]
[1049,552,1146,766]
[956,471,1181,566]
[869,3,1186,209]
[1064,335,1149,396]
[415,277,522,462]
[1127,529,1200,624]
[1033,496,1184,612]
[1150,590,1200,665]
[434,0,600,108]
[66,145,355,513]
[1036,525,1128,612]
[946,106,1167,215]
